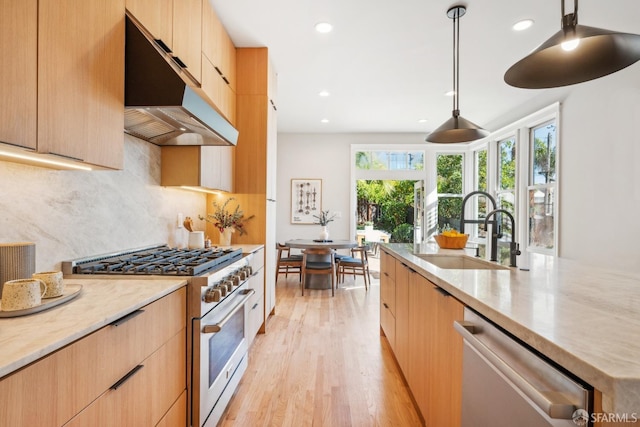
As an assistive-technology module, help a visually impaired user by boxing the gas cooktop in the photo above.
[62,244,243,276]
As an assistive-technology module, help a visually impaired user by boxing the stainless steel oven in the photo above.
[62,244,256,427]
[194,280,254,427]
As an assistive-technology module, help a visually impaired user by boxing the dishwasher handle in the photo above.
[454,321,576,420]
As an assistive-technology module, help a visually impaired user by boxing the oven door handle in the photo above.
[202,289,255,334]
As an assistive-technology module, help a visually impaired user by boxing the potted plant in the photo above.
[199,198,254,246]
[313,210,337,241]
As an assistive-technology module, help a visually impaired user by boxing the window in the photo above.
[497,137,516,214]
[436,153,463,231]
[355,151,424,170]
[528,122,557,253]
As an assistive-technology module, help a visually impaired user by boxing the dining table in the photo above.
[285,239,358,290]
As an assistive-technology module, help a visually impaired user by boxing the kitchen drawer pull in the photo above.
[214,66,223,76]
[222,76,230,84]
[172,56,187,68]
[433,286,450,297]
[383,302,389,309]
[203,289,255,334]
[454,321,576,419]
[252,303,259,310]
[110,364,144,390]
[154,38,172,53]
[110,309,144,327]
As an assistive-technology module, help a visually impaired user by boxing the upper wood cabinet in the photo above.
[126,0,202,82]
[201,0,236,123]
[202,0,236,91]
[0,0,37,150]
[0,0,124,170]
[161,145,233,192]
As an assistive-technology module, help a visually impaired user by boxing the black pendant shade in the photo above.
[426,6,488,144]
[426,110,489,144]
[505,1,640,89]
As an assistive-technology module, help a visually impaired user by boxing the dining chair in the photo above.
[300,247,336,296]
[364,230,382,257]
[336,245,371,290]
[276,243,302,283]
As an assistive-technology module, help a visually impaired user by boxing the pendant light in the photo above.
[504,0,640,89]
[427,6,489,144]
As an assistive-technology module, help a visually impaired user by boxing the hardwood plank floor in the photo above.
[219,265,423,427]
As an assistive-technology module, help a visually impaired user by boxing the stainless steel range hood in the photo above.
[124,16,238,146]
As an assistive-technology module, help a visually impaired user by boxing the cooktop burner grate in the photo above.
[65,245,243,276]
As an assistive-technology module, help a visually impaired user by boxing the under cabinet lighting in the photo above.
[180,186,222,195]
[318,90,330,97]
[0,149,93,171]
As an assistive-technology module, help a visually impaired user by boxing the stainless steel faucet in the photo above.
[460,191,498,262]
[485,208,521,267]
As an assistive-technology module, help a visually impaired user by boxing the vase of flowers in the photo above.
[313,210,337,241]
[199,198,254,246]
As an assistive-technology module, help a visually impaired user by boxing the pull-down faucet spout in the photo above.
[485,209,521,267]
[460,191,498,262]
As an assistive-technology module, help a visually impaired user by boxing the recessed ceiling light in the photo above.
[512,19,534,31]
[321,118,330,123]
[315,22,333,33]
[418,119,428,123]
[318,90,330,97]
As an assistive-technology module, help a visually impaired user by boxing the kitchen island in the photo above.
[0,278,187,426]
[381,243,640,417]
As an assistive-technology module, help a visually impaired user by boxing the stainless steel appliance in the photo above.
[454,308,592,427]
[63,244,259,427]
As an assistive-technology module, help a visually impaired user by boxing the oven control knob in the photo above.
[244,266,253,276]
[217,284,228,296]
[237,269,247,280]
[203,287,222,303]
[229,274,241,286]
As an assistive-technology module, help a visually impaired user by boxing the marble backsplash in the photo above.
[0,135,208,272]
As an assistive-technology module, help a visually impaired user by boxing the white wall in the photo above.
[277,66,640,273]
[276,133,425,244]
[0,135,206,272]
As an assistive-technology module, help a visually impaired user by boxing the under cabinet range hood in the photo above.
[124,16,238,146]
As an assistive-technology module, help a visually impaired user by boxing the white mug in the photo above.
[33,271,65,298]
[1,278,47,311]
[188,231,205,249]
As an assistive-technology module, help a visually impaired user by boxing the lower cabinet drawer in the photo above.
[65,328,187,427]
[380,304,396,349]
[0,288,186,427]
[157,389,187,427]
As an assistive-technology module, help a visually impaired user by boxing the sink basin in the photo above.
[414,254,510,270]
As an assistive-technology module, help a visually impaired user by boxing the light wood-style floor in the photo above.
[219,265,423,427]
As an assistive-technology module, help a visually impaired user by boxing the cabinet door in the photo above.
[65,329,186,427]
[246,266,265,345]
[0,0,37,149]
[408,273,431,419]
[425,284,464,427]
[394,260,410,373]
[202,0,236,90]
[38,0,124,169]
[173,0,202,82]
[202,54,237,124]
[125,0,173,49]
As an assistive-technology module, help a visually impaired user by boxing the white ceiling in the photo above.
[210,0,640,135]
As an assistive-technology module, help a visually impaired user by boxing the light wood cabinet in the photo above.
[0,0,124,170]
[201,0,236,123]
[0,0,37,150]
[394,259,410,373]
[0,288,187,427]
[126,0,202,83]
[161,145,233,192]
[246,264,265,346]
[202,0,236,91]
[380,251,396,348]
[216,47,277,332]
[380,250,464,427]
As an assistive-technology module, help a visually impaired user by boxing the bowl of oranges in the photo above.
[434,228,469,249]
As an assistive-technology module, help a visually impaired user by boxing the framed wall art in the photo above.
[291,179,322,224]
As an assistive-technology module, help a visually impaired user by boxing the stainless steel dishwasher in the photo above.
[454,308,592,427]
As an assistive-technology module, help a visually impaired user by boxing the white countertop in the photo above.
[0,278,186,379]
[382,243,640,414]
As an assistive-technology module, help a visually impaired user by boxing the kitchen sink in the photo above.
[414,254,510,270]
